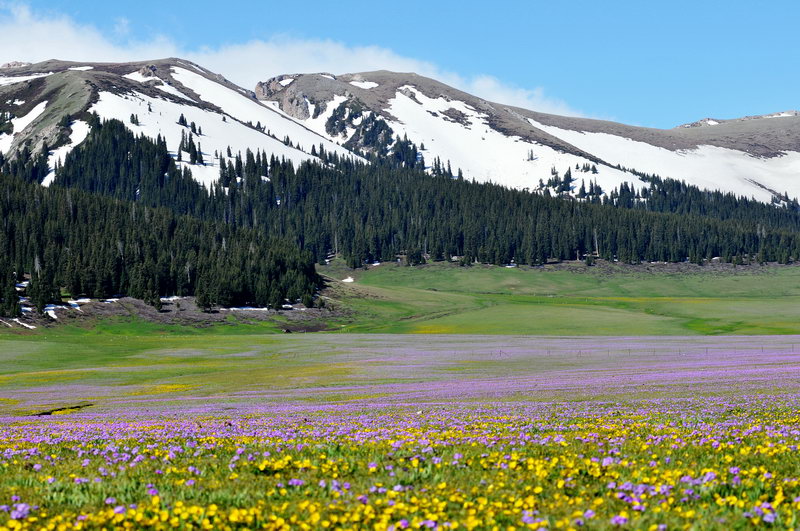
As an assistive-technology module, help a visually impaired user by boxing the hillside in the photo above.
[0,58,357,187]
[3,57,800,331]
[2,59,800,203]
[258,70,800,202]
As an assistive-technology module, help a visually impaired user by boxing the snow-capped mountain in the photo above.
[0,59,357,187]
[257,70,800,202]
[2,58,799,203]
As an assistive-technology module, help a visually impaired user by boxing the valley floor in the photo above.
[6,259,800,336]
[323,260,800,335]
[3,264,800,528]
[2,332,800,416]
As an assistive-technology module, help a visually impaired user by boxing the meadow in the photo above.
[2,335,800,529]
[325,261,800,335]
[3,264,800,528]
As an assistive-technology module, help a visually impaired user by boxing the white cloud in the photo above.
[0,4,582,116]
[189,38,582,116]
[463,75,580,117]
[0,4,178,63]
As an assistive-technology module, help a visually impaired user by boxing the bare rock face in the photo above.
[284,93,311,120]
[398,86,421,104]
[255,76,291,99]
[137,65,158,78]
[256,76,311,120]
[1,61,32,69]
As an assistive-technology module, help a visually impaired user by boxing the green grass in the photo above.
[326,261,800,335]
[0,261,798,377]
[2,260,800,415]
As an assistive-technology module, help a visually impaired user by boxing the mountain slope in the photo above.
[2,59,799,203]
[257,70,800,202]
[0,59,357,187]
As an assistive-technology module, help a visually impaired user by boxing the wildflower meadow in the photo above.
[2,335,800,529]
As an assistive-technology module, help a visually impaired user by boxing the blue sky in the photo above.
[1,1,798,127]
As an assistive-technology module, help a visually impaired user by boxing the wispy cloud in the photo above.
[113,17,131,38]
[0,4,178,63]
[0,4,583,116]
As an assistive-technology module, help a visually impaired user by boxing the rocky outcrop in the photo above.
[137,64,158,78]
[256,76,312,120]
[0,61,32,69]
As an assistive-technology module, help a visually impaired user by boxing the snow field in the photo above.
[0,72,52,86]
[385,87,639,193]
[169,67,353,160]
[90,90,323,187]
[529,119,800,201]
[0,100,49,155]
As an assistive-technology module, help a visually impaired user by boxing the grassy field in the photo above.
[3,333,800,528]
[1,260,799,339]
[0,261,799,381]
[2,331,800,416]
[321,261,800,335]
[3,264,800,528]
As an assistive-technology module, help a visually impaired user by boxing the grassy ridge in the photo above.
[327,261,800,335]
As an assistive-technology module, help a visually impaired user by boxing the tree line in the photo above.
[0,172,319,317]
[45,117,800,267]
[4,114,800,319]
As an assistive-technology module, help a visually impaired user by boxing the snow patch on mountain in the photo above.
[350,80,379,90]
[124,71,195,102]
[0,100,48,154]
[11,100,47,133]
[529,118,800,201]
[170,67,352,158]
[765,111,798,119]
[304,95,348,140]
[89,90,327,187]
[43,120,90,187]
[385,86,637,192]
[0,72,52,86]
[67,66,93,71]
[124,71,153,83]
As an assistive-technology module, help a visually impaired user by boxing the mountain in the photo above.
[0,58,357,187]
[5,59,800,324]
[2,58,799,204]
[256,70,800,202]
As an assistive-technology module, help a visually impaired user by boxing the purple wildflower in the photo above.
[611,514,628,526]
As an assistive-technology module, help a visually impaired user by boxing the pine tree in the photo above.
[195,278,212,312]
[0,269,21,318]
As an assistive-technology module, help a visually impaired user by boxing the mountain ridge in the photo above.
[257,69,800,202]
[0,58,358,187]
[2,58,799,203]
